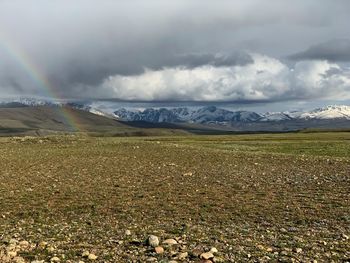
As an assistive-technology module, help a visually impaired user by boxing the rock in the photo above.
[294,248,302,253]
[8,251,17,258]
[50,257,60,262]
[47,246,55,253]
[9,239,18,245]
[13,257,25,263]
[213,257,224,262]
[209,247,218,254]
[125,230,132,236]
[192,247,204,257]
[183,172,193,176]
[19,240,29,248]
[178,252,188,260]
[200,252,214,260]
[162,238,178,245]
[342,233,349,240]
[82,251,90,257]
[88,254,98,260]
[155,246,164,254]
[38,241,48,248]
[147,235,160,247]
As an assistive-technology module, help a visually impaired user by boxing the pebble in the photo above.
[125,230,132,236]
[19,240,29,248]
[155,246,164,254]
[14,257,26,263]
[294,248,302,253]
[147,235,160,247]
[50,257,60,262]
[210,247,218,254]
[47,246,55,253]
[38,241,48,248]
[8,251,17,258]
[162,238,178,245]
[88,254,98,260]
[200,252,214,260]
[178,252,188,260]
[82,251,90,257]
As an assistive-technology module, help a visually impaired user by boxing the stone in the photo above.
[294,248,302,253]
[200,252,214,260]
[192,247,204,257]
[38,241,48,248]
[19,240,29,248]
[162,238,178,245]
[213,257,224,262]
[147,235,160,247]
[82,251,90,257]
[47,246,55,253]
[14,257,26,263]
[50,257,60,262]
[88,254,98,260]
[125,230,132,236]
[155,246,164,254]
[9,239,18,245]
[178,252,188,260]
[210,247,218,254]
[8,251,17,258]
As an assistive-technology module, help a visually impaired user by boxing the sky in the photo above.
[0,0,350,110]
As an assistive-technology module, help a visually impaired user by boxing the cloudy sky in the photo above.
[0,0,349,110]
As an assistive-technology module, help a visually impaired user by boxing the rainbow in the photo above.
[0,28,82,132]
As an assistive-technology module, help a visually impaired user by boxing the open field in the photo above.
[0,132,349,262]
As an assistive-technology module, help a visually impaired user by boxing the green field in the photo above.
[0,132,349,262]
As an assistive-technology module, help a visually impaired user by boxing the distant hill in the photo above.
[0,106,194,136]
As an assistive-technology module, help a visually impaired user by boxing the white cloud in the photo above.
[102,54,350,101]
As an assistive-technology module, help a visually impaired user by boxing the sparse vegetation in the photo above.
[0,132,349,262]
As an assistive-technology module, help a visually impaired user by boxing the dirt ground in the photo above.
[0,133,349,262]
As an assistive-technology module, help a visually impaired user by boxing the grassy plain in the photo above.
[0,132,349,262]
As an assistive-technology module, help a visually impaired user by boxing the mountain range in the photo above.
[1,98,350,133]
[113,105,350,123]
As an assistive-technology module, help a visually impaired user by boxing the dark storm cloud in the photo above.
[0,0,349,101]
[289,39,350,62]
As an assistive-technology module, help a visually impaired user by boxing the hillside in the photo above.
[0,106,191,136]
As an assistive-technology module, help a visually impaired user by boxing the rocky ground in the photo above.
[0,134,349,262]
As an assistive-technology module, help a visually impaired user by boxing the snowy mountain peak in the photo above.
[298,105,350,120]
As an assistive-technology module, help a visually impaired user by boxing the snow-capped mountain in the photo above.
[260,112,293,121]
[297,105,350,120]
[0,97,62,107]
[1,98,350,127]
[114,106,262,124]
[112,105,350,124]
